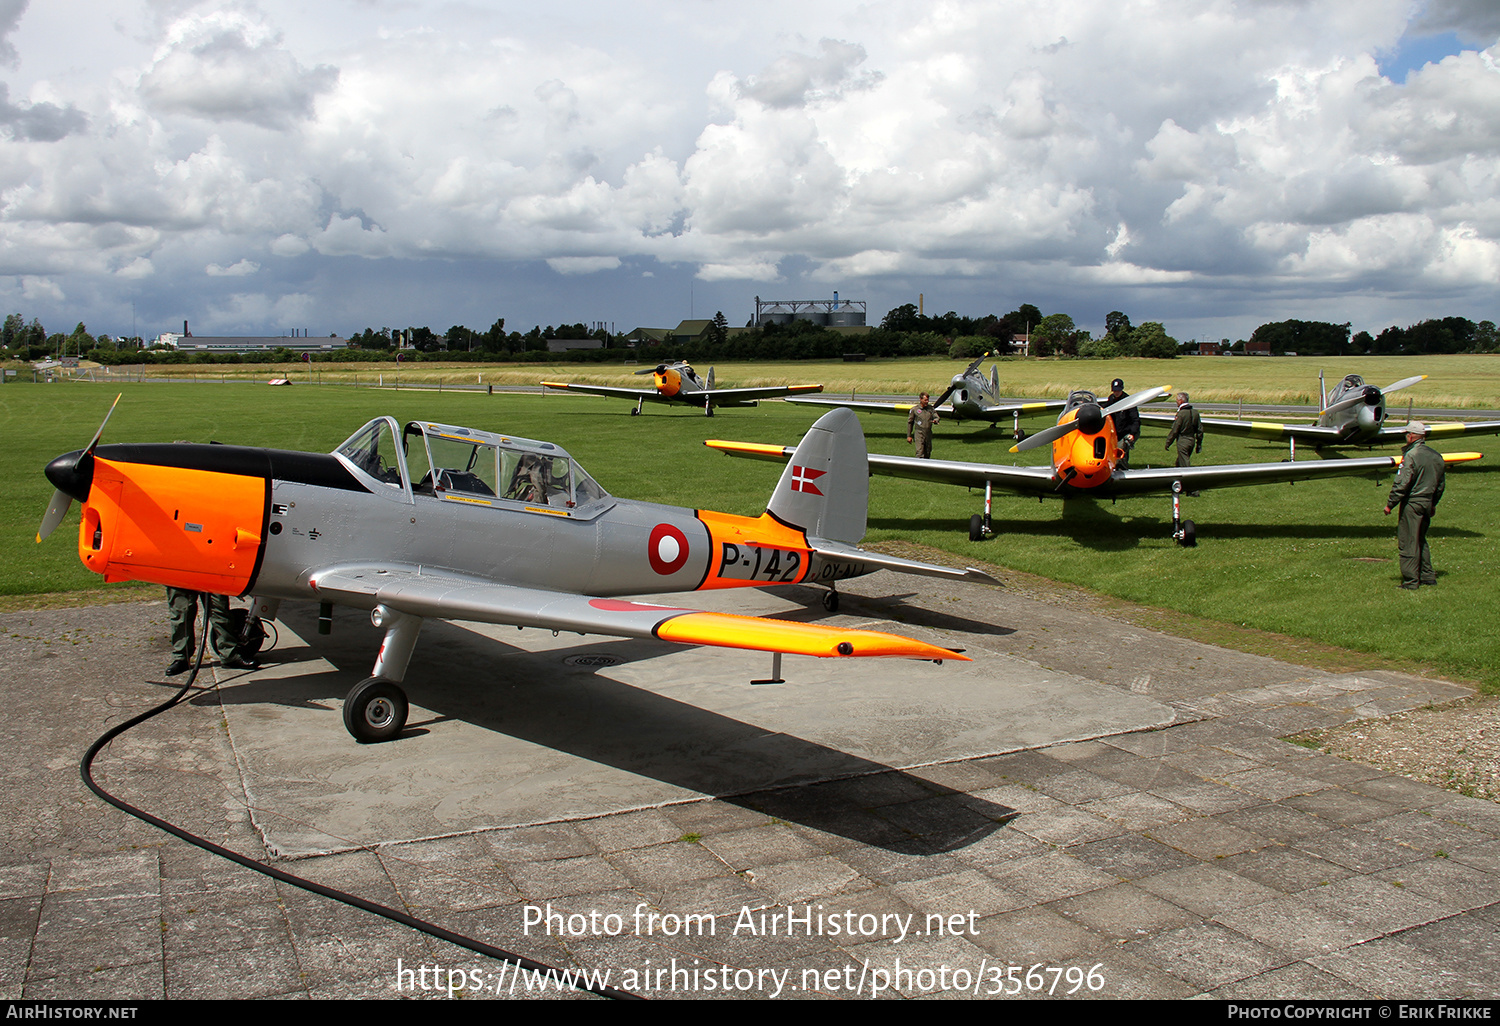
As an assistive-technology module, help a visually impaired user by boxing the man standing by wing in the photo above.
[907,392,940,458]
[1384,421,1445,589]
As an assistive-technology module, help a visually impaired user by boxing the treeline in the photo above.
[6,307,1498,365]
[1246,317,1500,356]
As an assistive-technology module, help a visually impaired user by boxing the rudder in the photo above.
[766,408,868,544]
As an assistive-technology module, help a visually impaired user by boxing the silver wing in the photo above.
[309,565,968,661]
[786,396,1066,423]
[1140,412,1500,447]
[542,381,822,408]
[704,440,1442,498]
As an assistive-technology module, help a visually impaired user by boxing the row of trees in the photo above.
[1246,318,1500,356]
[349,319,613,355]
[5,307,1499,364]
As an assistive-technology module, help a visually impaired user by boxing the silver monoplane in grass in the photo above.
[38,405,990,743]
[1140,371,1500,451]
[543,360,823,416]
[710,387,1481,547]
[784,353,1066,436]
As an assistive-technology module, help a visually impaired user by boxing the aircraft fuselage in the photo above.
[54,429,879,608]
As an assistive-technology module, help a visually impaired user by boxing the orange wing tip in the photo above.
[789,385,825,393]
[704,440,789,457]
[1440,452,1483,464]
[656,612,969,662]
[540,381,572,388]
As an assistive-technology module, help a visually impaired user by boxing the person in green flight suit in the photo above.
[1384,421,1446,590]
[906,392,941,458]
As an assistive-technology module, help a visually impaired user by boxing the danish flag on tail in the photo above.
[790,465,825,494]
[766,408,869,545]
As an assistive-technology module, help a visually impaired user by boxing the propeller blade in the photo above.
[1011,417,1080,453]
[36,490,72,543]
[932,383,958,408]
[1011,386,1171,453]
[1381,375,1427,396]
[1101,385,1172,415]
[35,393,120,543]
[85,393,122,456]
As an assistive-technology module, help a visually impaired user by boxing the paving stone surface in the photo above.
[1,577,1493,1001]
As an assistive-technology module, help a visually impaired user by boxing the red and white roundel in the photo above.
[648,523,690,575]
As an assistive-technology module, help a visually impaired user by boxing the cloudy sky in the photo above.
[1,0,1497,344]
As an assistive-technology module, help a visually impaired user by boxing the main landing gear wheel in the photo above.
[1176,520,1197,547]
[969,513,985,541]
[629,408,640,416]
[343,676,408,743]
[822,589,839,612]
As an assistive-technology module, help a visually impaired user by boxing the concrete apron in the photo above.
[219,578,1174,857]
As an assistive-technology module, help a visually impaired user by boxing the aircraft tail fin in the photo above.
[765,408,868,545]
[707,366,715,391]
[991,364,1000,397]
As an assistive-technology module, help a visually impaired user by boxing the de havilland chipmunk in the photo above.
[709,387,1482,547]
[38,401,992,743]
[542,361,824,416]
[785,353,1065,436]
[1139,371,1500,451]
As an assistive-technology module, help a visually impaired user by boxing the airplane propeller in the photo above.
[36,393,120,542]
[932,352,990,408]
[1320,375,1427,416]
[1009,386,1170,454]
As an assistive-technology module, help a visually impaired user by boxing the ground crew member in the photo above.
[166,587,258,676]
[907,392,940,458]
[1164,391,1202,468]
[1105,378,1139,469]
[1384,421,1445,589]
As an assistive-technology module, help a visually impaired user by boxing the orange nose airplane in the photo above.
[543,361,823,416]
[708,386,1481,548]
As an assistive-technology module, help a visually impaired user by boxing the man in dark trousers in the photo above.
[166,588,258,675]
[907,392,940,458]
[1104,378,1139,469]
[1384,421,1446,589]
[1164,391,1203,468]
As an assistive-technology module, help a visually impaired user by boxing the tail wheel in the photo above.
[969,513,985,541]
[343,676,409,743]
[821,589,839,613]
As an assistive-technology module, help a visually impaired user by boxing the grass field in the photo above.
[5,366,1498,693]
[45,353,1500,409]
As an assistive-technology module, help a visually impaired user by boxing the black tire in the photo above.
[343,676,408,743]
[1180,520,1197,547]
[630,408,640,416]
[228,608,266,658]
[969,513,984,541]
[821,590,839,613]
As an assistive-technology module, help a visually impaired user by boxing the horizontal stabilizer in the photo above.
[810,538,997,585]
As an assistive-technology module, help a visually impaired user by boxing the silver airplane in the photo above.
[785,353,1065,436]
[37,402,991,743]
[543,361,823,416]
[709,386,1481,547]
[1139,371,1500,451]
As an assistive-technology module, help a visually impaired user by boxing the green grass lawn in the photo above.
[6,373,1498,692]
[49,352,1500,408]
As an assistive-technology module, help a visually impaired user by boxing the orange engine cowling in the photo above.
[654,367,683,397]
[80,457,267,595]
